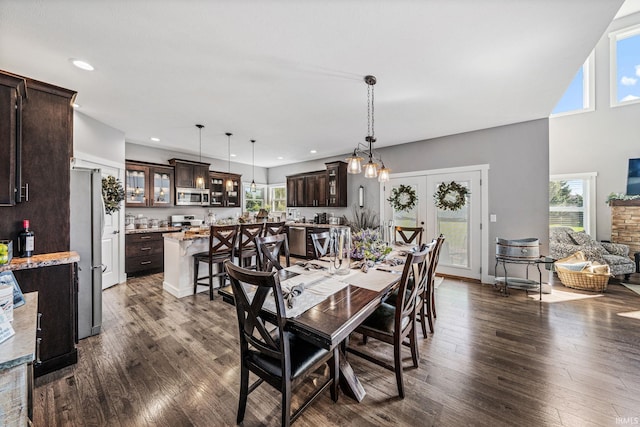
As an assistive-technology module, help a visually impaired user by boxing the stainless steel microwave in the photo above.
[175,188,210,206]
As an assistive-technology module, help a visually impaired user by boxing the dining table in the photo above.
[218,244,414,402]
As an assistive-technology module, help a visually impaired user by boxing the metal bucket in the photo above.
[496,237,540,260]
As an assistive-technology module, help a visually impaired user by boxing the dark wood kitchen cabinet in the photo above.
[286,162,347,208]
[125,231,164,275]
[125,160,174,207]
[325,161,347,207]
[305,171,327,207]
[12,259,78,378]
[0,73,26,206]
[287,175,306,207]
[169,158,210,189]
[0,71,77,377]
[209,172,241,207]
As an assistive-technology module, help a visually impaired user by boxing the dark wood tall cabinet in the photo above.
[0,70,77,376]
[0,74,26,206]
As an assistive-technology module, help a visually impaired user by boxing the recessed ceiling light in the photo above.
[70,59,94,71]
[231,153,237,157]
[150,137,160,142]
[72,103,80,108]
[310,150,317,154]
[277,156,284,160]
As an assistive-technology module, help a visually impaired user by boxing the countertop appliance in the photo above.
[171,214,196,228]
[175,187,210,206]
[70,168,103,340]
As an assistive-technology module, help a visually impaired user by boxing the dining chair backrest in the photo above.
[264,221,286,237]
[395,246,430,329]
[255,233,291,272]
[225,260,289,375]
[310,231,332,259]
[208,224,239,258]
[395,226,424,245]
[236,223,265,266]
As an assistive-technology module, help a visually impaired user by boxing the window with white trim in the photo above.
[610,25,640,106]
[549,173,597,235]
[269,184,286,214]
[551,53,594,116]
[243,184,266,212]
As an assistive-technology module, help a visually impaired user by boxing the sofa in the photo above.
[549,227,636,279]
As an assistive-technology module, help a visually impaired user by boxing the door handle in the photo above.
[113,230,120,234]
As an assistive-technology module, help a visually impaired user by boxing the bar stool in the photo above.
[263,221,286,237]
[193,225,238,300]
[235,223,265,270]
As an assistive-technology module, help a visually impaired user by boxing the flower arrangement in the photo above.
[350,228,392,262]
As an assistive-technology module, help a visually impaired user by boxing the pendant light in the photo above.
[225,132,234,192]
[195,124,205,189]
[250,139,257,192]
[345,75,390,182]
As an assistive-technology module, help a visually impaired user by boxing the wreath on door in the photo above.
[387,184,417,212]
[434,181,469,211]
[102,175,125,215]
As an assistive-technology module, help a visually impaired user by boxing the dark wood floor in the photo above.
[33,273,640,426]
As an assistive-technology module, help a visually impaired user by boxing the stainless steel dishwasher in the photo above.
[288,226,307,257]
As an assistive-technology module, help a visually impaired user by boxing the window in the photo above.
[549,173,597,235]
[269,185,286,213]
[610,25,640,106]
[243,184,266,212]
[551,53,594,116]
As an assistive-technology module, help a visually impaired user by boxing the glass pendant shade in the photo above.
[195,124,205,189]
[377,165,391,182]
[363,160,379,178]
[250,180,256,192]
[226,178,234,192]
[346,151,363,174]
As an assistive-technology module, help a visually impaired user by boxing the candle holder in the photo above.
[329,227,351,275]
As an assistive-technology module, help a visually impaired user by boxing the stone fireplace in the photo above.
[610,199,640,257]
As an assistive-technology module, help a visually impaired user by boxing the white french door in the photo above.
[381,167,484,281]
[426,171,481,279]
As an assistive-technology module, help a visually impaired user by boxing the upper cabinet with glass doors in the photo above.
[125,160,174,207]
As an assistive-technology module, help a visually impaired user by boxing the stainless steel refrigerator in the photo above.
[70,167,103,339]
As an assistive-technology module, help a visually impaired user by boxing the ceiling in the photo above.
[0,0,628,168]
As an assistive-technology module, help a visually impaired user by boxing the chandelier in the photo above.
[345,75,390,182]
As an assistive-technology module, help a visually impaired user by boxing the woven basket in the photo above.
[554,251,611,292]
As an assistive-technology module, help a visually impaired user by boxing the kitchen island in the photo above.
[162,231,210,298]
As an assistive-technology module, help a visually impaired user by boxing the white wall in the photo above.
[74,111,125,166]
[550,11,640,241]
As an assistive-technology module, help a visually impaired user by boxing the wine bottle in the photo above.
[18,219,35,258]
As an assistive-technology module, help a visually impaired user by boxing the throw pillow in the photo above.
[569,232,594,246]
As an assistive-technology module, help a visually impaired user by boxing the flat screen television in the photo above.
[627,158,640,195]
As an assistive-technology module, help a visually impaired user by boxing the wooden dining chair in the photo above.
[255,233,290,272]
[224,260,338,427]
[263,221,286,237]
[310,231,332,259]
[395,226,424,245]
[424,234,445,333]
[192,225,238,300]
[235,223,265,270]
[347,246,430,398]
